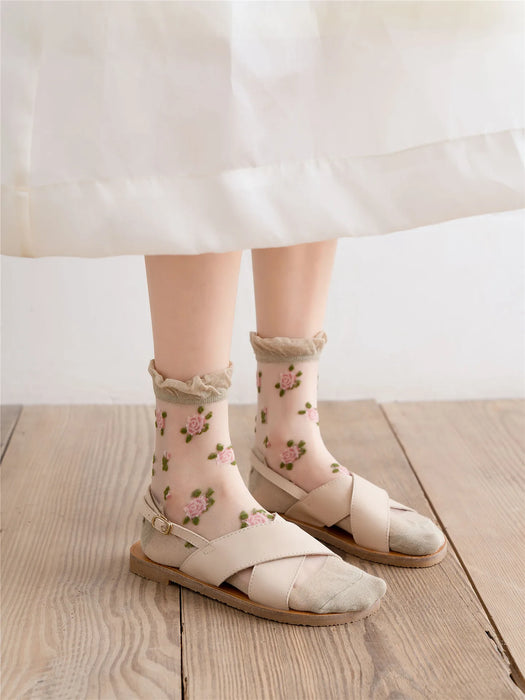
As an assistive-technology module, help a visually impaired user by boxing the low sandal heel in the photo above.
[129,543,171,586]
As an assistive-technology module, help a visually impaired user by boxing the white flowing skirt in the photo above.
[1,1,524,258]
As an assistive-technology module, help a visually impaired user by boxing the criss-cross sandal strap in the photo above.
[250,451,404,554]
[349,474,391,553]
[179,515,333,585]
[141,485,336,609]
[285,474,392,553]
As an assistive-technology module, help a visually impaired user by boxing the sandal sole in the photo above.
[279,515,448,568]
[129,540,382,626]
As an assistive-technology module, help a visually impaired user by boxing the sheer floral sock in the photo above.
[249,331,445,556]
[149,360,264,547]
[146,358,386,610]
[251,330,343,493]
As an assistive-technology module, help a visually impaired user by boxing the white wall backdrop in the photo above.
[1,210,524,405]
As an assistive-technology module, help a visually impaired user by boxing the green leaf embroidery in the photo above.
[197,406,204,413]
[183,516,190,524]
[208,453,217,460]
[240,511,248,520]
[287,439,294,447]
[192,516,200,525]
[305,402,312,408]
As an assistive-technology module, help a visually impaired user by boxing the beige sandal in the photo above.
[129,486,384,626]
[249,447,447,568]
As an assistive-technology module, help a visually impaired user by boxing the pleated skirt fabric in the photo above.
[1,1,524,258]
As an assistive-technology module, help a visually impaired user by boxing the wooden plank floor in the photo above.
[1,401,523,700]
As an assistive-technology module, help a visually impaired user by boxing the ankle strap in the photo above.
[142,486,209,548]
[250,447,308,501]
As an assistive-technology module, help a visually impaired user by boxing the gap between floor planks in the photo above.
[0,402,522,700]
[382,399,525,693]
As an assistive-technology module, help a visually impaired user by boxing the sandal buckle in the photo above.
[151,514,173,535]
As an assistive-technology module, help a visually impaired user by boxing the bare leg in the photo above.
[145,253,240,380]
[252,240,338,338]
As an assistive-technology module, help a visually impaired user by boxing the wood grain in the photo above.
[383,399,525,692]
[1,404,21,462]
[2,402,521,699]
[179,401,520,700]
[1,405,181,700]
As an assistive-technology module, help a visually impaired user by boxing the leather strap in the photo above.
[350,474,390,553]
[248,554,306,609]
[250,448,308,501]
[285,476,354,528]
[142,486,209,548]
[251,448,415,553]
[141,486,337,608]
[179,515,334,588]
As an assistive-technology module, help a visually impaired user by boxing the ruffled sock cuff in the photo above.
[249,330,328,363]
[148,359,233,404]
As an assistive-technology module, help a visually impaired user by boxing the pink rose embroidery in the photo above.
[306,407,319,422]
[298,402,319,425]
[183,487,215,525]
[208,443,236,465]
[275,364,302,396]
[280,439,306,470]
[184,495,208,519]
[239,508,276,528]
[187,414,205,435]
[155,409,167,435]
[217,447,235,465]
[180,405,212,442]
[280,372,296,390]
[280,445,300,464]
[247,512,269,526]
